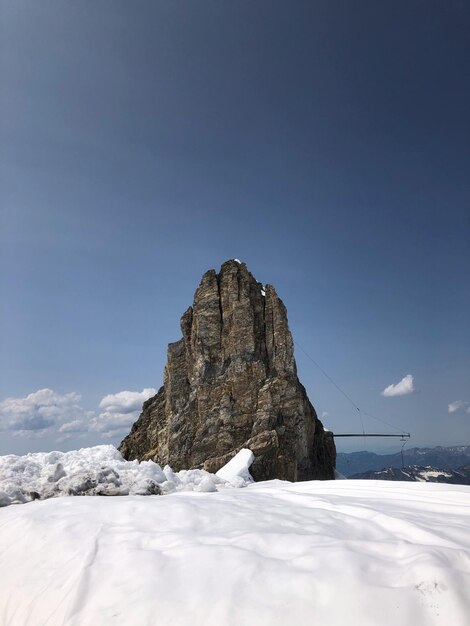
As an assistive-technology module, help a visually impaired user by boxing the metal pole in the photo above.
[333,433,410,438]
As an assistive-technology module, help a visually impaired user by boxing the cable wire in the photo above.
[361,410,409,435]
[294,340,361,412]
[294,339,408,436]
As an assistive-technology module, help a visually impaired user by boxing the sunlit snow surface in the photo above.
[0,479,469,626]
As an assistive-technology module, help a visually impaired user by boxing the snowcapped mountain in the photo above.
[336,445,470,477]
[349,464,470,484]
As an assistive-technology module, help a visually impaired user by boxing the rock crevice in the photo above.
[119,260,336,481]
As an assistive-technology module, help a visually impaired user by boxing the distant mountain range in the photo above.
[336,446,470,483]
[349,465,470,485]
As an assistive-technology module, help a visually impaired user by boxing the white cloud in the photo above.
[448,400,469,414]
[90,388,157,438]
[0,387,158,442]
[381,374,415,397]
[98,389,157,414]
[59,420,87,433]
[0,389,89,436]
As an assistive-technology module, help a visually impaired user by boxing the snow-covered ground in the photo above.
[0,476,469,625]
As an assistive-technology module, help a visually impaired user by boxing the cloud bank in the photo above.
[0,387,157,442]
[381,374,415,397]
[0,389,90,437]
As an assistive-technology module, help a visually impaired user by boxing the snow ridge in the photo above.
[0,445,254,507]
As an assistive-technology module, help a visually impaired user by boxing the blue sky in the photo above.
[1,0,469,456]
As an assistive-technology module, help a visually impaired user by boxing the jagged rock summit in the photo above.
[119,260,336,481]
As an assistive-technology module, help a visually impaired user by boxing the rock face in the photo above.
[119,260,336,481]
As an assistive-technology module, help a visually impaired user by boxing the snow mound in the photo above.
[0,445,253,506]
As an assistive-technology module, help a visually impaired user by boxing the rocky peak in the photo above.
[119,260,336,481]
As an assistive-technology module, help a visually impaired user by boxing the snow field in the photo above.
[0,479,469,626]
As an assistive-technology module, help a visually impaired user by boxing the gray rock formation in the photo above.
[119,260,336,481]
